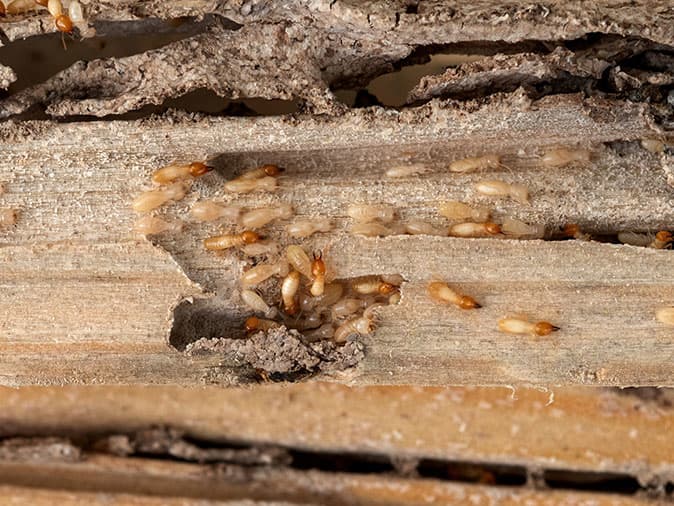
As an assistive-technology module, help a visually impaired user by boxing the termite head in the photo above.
[458,295,481,310]
[55,14,74,33]
[485,222,502,235]
[534,321,560,336]
[656,230,672,244]
[378,282,397,296]
[262,164,284,177]
[188,162,213,178]
[245,316,260,333]
[311,251,326,277]
[563,224,580,238]
[241,230,261,244]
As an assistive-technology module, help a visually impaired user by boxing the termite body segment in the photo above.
[449,154,501,173]
[501,217,545,239]
[240,240,279,257]
[0,208,18,226]
[304,323,335,341]
[224,176,277,193]
[190,201,241,222]
[498,317,559,337]
[448,222,502,238]
[133,216,182,235]
[310,252,326,297]
[241,290,277,318]
[438,201,490,223]
[204,230,260,251]
[656,307,674,326]
[352,276,397,296]
[152,161,212,185]
[428,281,481,309]
[241,204,293,229]
[331,298,367,319]
[286,245,313,279]
[475,180,529,205]
[334,316,375,344]
[347,204,396,224]
[238,164,284,180]
[350,221,396,237]
[650,231,672,249]
[286,217,332,238]
[244,316,279,334]
[617,231,652,247]
[385,164,429,178]
[6,0,37,15]
[405,219,446,236]
[240,261,284,288]
[541,148,591,167]
[132,182,189,212]
[641,139,665,153]
[281,270,301,315]
[47,0,72,32]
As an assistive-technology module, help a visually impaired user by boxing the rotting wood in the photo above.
[0,93,672,386]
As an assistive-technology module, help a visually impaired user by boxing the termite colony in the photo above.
[131,161,402,347]
[0,0,93,38]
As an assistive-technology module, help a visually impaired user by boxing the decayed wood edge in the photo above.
[0,92,672,387]
[0,454,664,506]
[0,385,672,482]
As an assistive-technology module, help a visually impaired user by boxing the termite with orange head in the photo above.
[449,154,501,173]
[438,201,491,223]
[240,204,293,229]
[310,251,326,297]
[237,164,284,180]
[47,0,73,33]
[224,176,277,194]
[240,260,287,288]
[541,148,591,167]
[427,281,481,310]
[204,230,260,251]
[650,231,672,249]
[132,182,189,212]
[385,164,430,179]
[475,180,529,205]
[152,161,213,185]
[190,201,241,223]
[498,316,559,337]
[286,217,332,238]
[562,223,592,241]
[352,276,398,297]
[347,204,396,224]
[448,221,502,238]
[0,208,18,227]
[281,270,301,315]
[244,316,279,334]
[334,315,375,344]
[133,215,182,236]
[656,307,674,326]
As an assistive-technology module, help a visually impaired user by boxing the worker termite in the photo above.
[501,217,545,239]
[281,270,301,315]
[286,217,332,238]
[352,276,398,296]
[404,219,446,236]
[498,316,559,337]
[438,201,491,223]
[240,240,280,257]
[541,148,591,167]
[303,323,335,341]
[240,261,286,287]
[347,204,396,224]
[334,315,375,344]
[152,161,213,185]
[190,201,241,223]
[204,230,260,251]
[448,221,502,238]
[562,223,592,241]
[475,180,529,205]
[385,164,430,178]
[47,0,73,32]
[238,164,284,180]
[224,176,277,193]
[331,298,368,319]
[310,252,326,297]
[641,139,665,153]
[240,204,293,229]
[449,154,501,173]
[655,307,674,326]
[0,208,18,227]
[133,215,182,235]
[617,231,652,247]
[286,245,313,279]
[132,182,189,212]
[428,281,481,309]
[350,221,395,237]
[650,231,672,249]
[240,290,277,318]
[244,316,280,334]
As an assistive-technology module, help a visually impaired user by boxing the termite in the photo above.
[475,180,529,205]
[641,139,665,153]
[281,270,301,315]
[650,231,672,249]
[655,307,674,326]
[240,261,285,287]
[352,276,397,296]
[224,176,277,193]
[350,222,404,237]
[562,223,592,241]
[133,215,182,235]
[300,282,344,312]
[347,204,396,223]
[427,281,481,309]
[151,161,212,185]
[240,204,293,229]
[47,0,73,32]
[501,217,545,239]
[438,201,491,223]
[448,222,502,238]
[241,290,277,318]
[404,219,446,236]
[385,164,430,178]
[617,231,652,247]
[5,0,38,15]
[331,298,368,319]
[498,317,559,337]
[0,208,18,226]
[238,164,284,180]
[286,245,313,279]
[204,230,260,251]
[286,217,332,238]
[449,154,501,173]
[334,315,375,344]
[240,240,280,257]
[132,182,189,212]
[190,201,240,223]
[303,323,335,341]
[310,252,326,297]
[244,316,279,334]
[541,148,591,167]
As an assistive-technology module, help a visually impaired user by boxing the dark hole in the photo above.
[544,470,640,495]
[665,482,673,495]
[405,4,418,14]
[289,450,394,475]
[417,459,527,486]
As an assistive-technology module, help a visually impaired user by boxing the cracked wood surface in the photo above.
[0,93,672,386]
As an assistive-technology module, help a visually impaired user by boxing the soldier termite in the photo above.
[241,204,293,229]
[238,164,284,180]
[541,148,591,167]
[475,180,529,205]
[347,204,396,223]
[498,316,559,337]
[385,164,430,178]
[286,245,313,279]
[244,316,279,334]
[334,315,375,344]
[501,217,545,239]
[240,261,286,288]
[133,215,182,235]
[281,270,301,315]
[204,230,261,251]
[352,276,398,296]
[655,307,674,326]
[241,290,277,318]
[310,252,326,297]
[449,154,501,173]
[641,139,665,153]
[152,161,212,185]
[0,208,18,226]
[438,201,490,223]
[562,223,592,241]
[448,222,502,238]
[427,281,481,309]
[404,219,446,236]
[47,0,73,32]
[132,182,189,212]
[190,201,241,223]
[651,231,672,249]
[286,217,333,238]
[224,176,277,193]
